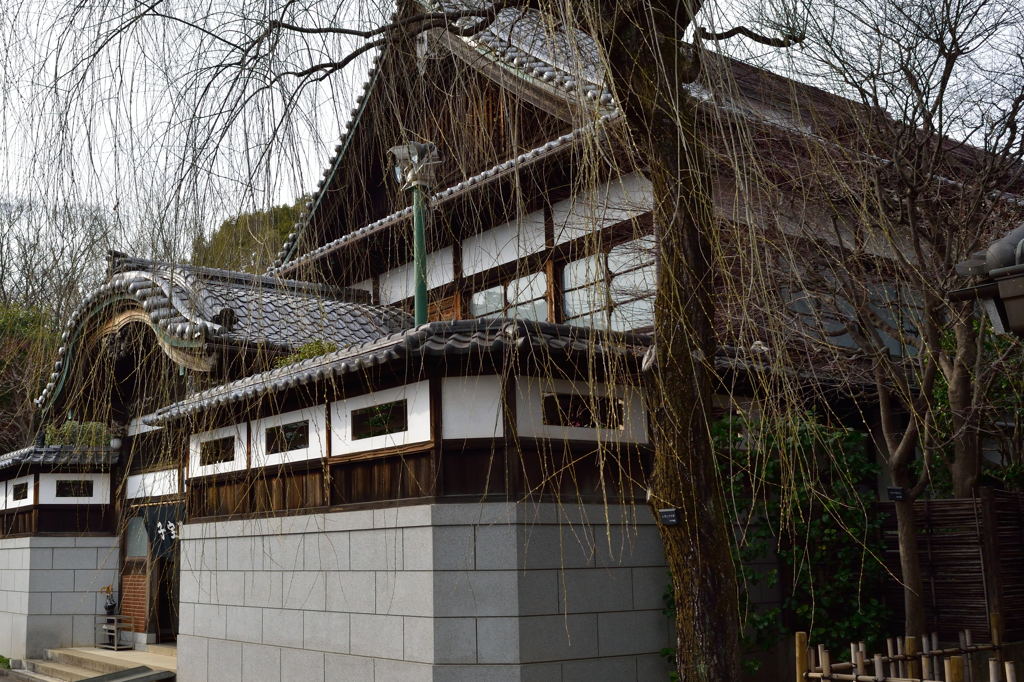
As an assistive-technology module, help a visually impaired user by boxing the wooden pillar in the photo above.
[795,631,808,682]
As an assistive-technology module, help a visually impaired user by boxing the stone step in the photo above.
[21,659,96,682]
[44,650,131,676]
[7,667,65,682]
[142,645,175,659]
[45,648,175,675]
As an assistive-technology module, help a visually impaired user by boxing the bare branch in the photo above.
[696,24,804,48]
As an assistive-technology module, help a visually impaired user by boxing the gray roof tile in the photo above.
[144,319,650,424]
[0,446,119,472]
[35,254,412,409]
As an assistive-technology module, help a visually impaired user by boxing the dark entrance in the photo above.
[154,548,179,642]
[142,503,183,644]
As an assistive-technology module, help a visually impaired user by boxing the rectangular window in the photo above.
[562,237,655,332]
[542,393,625,430]
[351,399,408,440]
[56,479,94,498]
[265,420,310,454]
[11,482,27,501]
[469,272,548,322]
[199,436,235,466]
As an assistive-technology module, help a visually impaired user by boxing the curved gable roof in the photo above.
[35,253,411,411]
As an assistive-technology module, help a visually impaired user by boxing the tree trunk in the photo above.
[602,9,741,678]
[893,497,926,636]
[948,319,981,498]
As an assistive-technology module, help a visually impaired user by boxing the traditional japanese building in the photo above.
[0,3,879,680]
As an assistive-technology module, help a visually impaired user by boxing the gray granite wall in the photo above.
[0,535,119,660]
[177,503,671,682]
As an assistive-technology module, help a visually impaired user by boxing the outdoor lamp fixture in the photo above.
[389,141,440,326]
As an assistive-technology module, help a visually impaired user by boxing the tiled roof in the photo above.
[956,224,1024,278]
[144,318,650,424]
[35,253,411,409]
[0,445,119,472]
[267,111,620,276]
[267,2,616,273]
[270,55,385,268]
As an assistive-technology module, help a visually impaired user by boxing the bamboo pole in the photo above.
[873,653,884,679]
[907,635,921,678]
[965,631,974,682]
[796,632,809,682]
[1006,661,1017,682]
[897,636,906,677]
[946,655,965,682]
[821,648,832,677]
[991,659,1003,682]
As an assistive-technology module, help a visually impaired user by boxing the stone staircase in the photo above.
[9,646,175,682]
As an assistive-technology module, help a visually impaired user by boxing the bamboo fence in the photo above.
[795,630,1019,682]
[878,489,1024,642]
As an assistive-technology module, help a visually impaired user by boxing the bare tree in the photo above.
[9,0,816,678]
[742,0,1024,635]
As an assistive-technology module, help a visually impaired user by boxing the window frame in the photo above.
[331,381,431,458]
[55,479,95,498]
[559,235,656,332]
[467,270,549,322]
[251,406,325,468]
[189,424,247,478]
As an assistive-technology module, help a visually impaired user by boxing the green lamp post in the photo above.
[389,141,439,326]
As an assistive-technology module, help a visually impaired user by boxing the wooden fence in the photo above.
[795,631,1019,681]
[878,488,1024,643]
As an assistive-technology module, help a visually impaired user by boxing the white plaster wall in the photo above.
[441,375,504,439]
[350,278,374,298]
[379,247,454,304]
[462,212,547,276]
[38,473,110,505]
[175,503,670,682]
[331,381,431,456]
[251,406,328,468]
[552,172,652,245]
[126,469,180,500]
[5,475,34,510]
[189,423,248,478]
[0,535,118,660]
[515,376,649,444]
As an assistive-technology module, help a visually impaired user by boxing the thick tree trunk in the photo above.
[602,10,740,678]
[645,104,740,680]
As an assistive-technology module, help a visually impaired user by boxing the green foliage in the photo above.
[45,420,110,447]
[0,654,9,669]
[0,304,56,452]
[715,414,890,667]
[192,196,308,273]
[930,319,1024,493]
[274,340,339,368]
[0,304,53,342]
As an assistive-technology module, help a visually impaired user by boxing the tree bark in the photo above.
[603,6,741,679]
[948,318,981,498]
[893,498,926,636]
